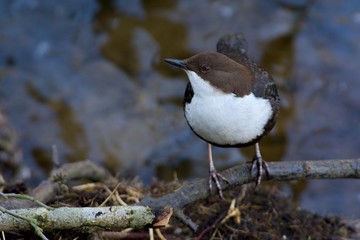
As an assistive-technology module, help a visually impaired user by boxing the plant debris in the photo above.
[1,178,357,240]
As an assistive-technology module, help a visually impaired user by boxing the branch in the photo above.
[0,206,169,232]
[139,159,360,209]
[0,159,358,233]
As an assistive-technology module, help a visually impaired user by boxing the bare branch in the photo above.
[139,159,360,210]
[0,206,157,232]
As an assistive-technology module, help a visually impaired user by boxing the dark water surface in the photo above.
[0,0,359,218]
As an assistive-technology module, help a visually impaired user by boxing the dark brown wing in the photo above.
[254,77,280,134]
[217,33,280,135]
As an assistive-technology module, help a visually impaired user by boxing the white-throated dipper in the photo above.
[164,33,280,198]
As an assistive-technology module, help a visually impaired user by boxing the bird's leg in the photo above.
[208,143,229,199]
[251,142,270,185]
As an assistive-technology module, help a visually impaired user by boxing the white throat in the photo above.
[184,70,272,145]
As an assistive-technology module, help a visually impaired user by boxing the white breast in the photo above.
[184,70,272,145]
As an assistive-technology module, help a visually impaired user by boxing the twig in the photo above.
[174,209,199,232]
[99,182,121,207]
[0,193,53,210]
[155,228,167,240]
[52,145,60,169]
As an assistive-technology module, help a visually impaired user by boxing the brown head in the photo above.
[164,51,254,97]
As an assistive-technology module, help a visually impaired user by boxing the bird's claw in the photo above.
[209,170,230,199]
[251,155,270,186]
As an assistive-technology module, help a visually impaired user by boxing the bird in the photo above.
[164,33,280,198]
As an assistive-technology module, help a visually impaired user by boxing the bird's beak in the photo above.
[164,58,187,70]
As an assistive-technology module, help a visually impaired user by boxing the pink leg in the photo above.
[251,142,270,185]
[208,144,229,198]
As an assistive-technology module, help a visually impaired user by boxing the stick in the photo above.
[139,159,360,209]
[0,206,156,232]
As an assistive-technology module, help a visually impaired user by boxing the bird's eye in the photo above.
[200,65,211,73]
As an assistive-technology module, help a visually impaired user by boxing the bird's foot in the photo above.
[251,155,270,186]
[209,169,230,199]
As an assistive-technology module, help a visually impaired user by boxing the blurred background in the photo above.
[0,0,359,218]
